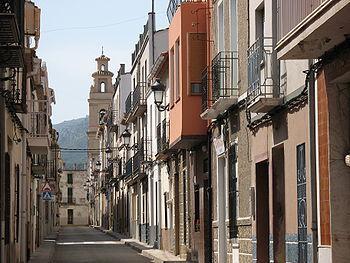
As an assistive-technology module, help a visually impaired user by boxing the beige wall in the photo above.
[59,170,89,226]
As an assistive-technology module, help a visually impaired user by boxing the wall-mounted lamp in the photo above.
[151,79,169,112]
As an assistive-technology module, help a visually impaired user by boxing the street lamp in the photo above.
[121,129,131,148]
[151,79,169,112]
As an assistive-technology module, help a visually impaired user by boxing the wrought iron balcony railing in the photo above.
[212,51,239,103]
[201,67,209,112]
[61,197,77,204]
[123,158,133,178]
[133,137,152,174]
[132,82,147,109]
[125,92,132,116]
[0,0,25,68]
[157,119,169,154]
[247,37,280,105]
[167,0,182,22]
[27,100,49,138]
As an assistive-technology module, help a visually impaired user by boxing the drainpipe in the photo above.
[0,72,6,263]
[307,62,318,263]
[20,110,27,263]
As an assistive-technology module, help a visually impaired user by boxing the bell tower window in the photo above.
[100,82,106,93]
[101,64,105,71]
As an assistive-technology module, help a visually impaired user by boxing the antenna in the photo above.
[102,46,104,55]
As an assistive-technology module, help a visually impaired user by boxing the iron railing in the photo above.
[124,158,133,178]
[157,120,169,154]
[27,100,49,137]
[247,37,278,104]
[125,92,132,116]
[0,0,25,68]
[61,197,76,204]
[133,137,152,174]
[212,51,239,103]
[277,0,327,41]
[167,0,182,22]
[201,67,209,112]
[132,21,149,65]
[132,82,147,109]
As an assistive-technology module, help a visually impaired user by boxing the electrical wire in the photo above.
[43,16,148,33]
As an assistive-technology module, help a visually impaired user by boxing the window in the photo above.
[218,1,225,52]
[164,192,168,229]
[191,83,202,95]
[297,143,307,262]
[230,0,238,51]
[68,187,73,204]
[101,64,105,71]
[170,48,174,105]
[68,209,73,224]
[229,143,238,238]
[194,185,200,232]
[67,173,73,184]
[175,40,180,100]
[100,82,106,93]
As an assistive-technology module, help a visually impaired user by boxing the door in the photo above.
[67,209,73,225]
[256,161,269,262]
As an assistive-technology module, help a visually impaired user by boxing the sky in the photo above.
[35,0,170,124]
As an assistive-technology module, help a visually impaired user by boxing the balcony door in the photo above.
[67,209,73,225]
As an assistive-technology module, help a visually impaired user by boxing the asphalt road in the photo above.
[53,226,151,263]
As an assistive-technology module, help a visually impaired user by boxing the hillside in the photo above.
[53,116,88,169]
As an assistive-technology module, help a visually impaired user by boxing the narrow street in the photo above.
[53,227,151,263]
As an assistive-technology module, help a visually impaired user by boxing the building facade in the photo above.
[0,1,61,262]
[87,0,350,263]
[59,168,89,226]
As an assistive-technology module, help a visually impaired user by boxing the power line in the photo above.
[43,16,148,33]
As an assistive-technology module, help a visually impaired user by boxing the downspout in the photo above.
[151,0,155,66]
[307,61,319,263]
[20,109,27,263]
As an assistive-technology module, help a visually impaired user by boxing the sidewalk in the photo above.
[93,226,187,263]
[28,227,60,263]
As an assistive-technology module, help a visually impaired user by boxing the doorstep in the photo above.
[92,226,187,263]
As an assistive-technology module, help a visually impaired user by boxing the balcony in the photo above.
[2,69,27,113]
[276,0,350,59]
[27,100,49,154]
[60,197,77,205]
[123,158,133,179]
[133,137,151,177]
[0,0,24,68]
[201,51,239,120]
[157,120,171,159]
[124,92,133,121]
[132,82,147,117]
[247,38,281,113]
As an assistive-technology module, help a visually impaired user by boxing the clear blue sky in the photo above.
[35,0,169,124]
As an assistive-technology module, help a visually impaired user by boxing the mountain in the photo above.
[53,116,88,169]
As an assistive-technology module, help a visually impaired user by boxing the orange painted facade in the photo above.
[168,2,208,149]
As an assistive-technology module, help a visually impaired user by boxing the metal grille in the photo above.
[297,143,307,262]
[201,67,209,112]
[133,82,147,109]
[247,37,278,104]
[167,0,182,22]
[125,92,132,115]
[124,158,132,178]
[229,143,238,238]
[212,51,238,103]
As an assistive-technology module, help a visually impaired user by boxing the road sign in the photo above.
[42,182,52,192]
[42,191,53,201]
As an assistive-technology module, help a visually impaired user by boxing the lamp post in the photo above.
[151,79,169,112]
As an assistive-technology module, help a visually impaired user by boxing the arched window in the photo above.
[99,109,106,125]
[100,82,106,93]
[101,64,105,71]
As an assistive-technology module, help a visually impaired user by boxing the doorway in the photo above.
[256,161,269,262]
[67,209,73,225]
[272,145,286,262]
[217,156,227,263]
